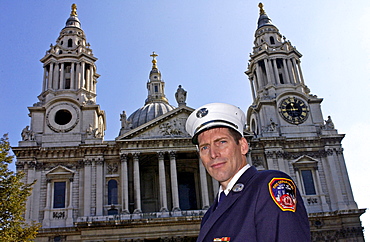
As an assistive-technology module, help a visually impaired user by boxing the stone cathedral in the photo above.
[13,3,365,242]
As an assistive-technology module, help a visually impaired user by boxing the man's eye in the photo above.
[200,146,208,151]
[220,140,227,144]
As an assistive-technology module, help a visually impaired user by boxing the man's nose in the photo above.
[210,145,220,159]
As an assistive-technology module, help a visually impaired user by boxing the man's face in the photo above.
[197,127,249,188]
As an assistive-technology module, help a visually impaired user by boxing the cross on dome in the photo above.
[150,51,158,69]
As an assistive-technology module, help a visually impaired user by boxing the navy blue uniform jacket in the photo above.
[197,166,310,242]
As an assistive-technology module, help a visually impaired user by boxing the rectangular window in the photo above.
[301,170,316,195]
[53,182,66,208]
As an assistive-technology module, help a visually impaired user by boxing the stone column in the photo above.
[76,62,81,89]
[68,178,74,208]
[169,151,180,210]
[53,63,60,89]
[89,65,94,92]
[336,149,357,209]
[158,152,168,211]
[249,78,256,101]
[42,67,47,92]
[81,62,85,89]
[292,58,300,84]
[45,179,52,209]
[287,58,296,84]
[70,62,75,89]
[83,159,92,216]
[314,167,330,211]
[276,150,289,174]
[325,148,347,210]
[85,65,90,91]
[95,159,104,216]
[66,178,74,225]
[255,64,264,88]
[48,63,54,89]
[199,158,210,209]
[297,60,306,85]
[43,178,52,227]
[53,63,59,89]
[120,153,129,213]
[25,162,36,220]
[264,59,273,85]
[294,168,303,192]
[133,153,142,213]
[60,63,65,89]
[272,59,280,84]
[283,59,291,84]
[265,150,277,170]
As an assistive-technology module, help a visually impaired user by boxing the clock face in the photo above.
[279,97,309,125]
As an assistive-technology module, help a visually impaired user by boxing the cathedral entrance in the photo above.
[178,172,197,210]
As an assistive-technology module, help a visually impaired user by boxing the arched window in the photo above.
[270,36,275,45]
[108,180,118,205]
[68,39,73,48]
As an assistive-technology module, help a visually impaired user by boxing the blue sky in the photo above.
[0,0,369,238]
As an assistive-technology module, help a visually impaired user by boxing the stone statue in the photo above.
[268,119,278,132]
[175,85,187,105]
[120,111,128,128]
[86,124,100,138]
[21,126,35,141]
[323,116,335,130]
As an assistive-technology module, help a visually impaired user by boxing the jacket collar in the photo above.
[197,166,258,241]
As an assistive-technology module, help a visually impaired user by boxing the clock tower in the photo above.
[19,4,106,148]
[245,3,365,240]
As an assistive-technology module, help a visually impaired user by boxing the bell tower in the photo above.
[19,4,106,147]
[246,3,320,138]
[245,3,365,240]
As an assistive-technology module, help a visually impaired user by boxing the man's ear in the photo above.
[240,137,249,155]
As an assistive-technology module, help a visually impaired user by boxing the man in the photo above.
[186,103,310,242]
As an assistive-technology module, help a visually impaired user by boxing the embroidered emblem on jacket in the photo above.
[214,237,230,241]
[268,177,297,212]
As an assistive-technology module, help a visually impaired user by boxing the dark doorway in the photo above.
[178,172,197,210]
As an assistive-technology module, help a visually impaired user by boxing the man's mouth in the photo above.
[211,161,226,169]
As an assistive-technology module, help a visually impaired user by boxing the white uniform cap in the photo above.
[186,103,246,144]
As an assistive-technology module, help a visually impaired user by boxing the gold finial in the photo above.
[71,3,78,16]
[150,51,158,69]
[258,2,265,15]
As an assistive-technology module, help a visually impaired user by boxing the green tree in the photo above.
[0,134,40,241]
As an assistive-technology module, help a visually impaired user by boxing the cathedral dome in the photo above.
[125,52,175,129]
[128,102,175,129]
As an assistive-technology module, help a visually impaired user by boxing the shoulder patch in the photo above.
[268,177,297,212]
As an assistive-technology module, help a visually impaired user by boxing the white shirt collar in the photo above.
[218,164,250,199]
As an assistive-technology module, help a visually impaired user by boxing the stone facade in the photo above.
[12,4,365,242]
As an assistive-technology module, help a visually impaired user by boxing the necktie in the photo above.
[218,191,226,206]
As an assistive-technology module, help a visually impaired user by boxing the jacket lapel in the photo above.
[197,166,258,241]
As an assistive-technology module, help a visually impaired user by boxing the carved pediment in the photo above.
[46,165,75,178]
[292,155,318,169]
[116,106,194,140]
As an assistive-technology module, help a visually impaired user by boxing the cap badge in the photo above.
[232,183,244,192]
[196,108,208,118]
